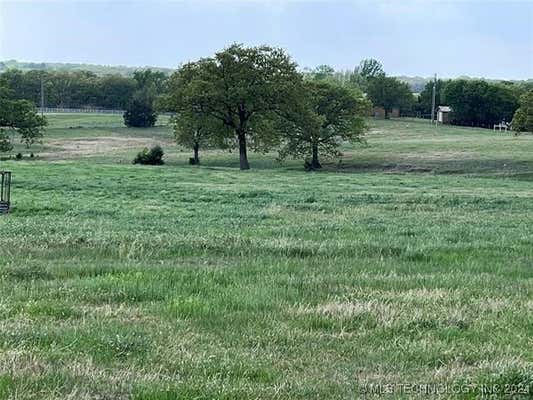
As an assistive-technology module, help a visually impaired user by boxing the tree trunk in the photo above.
[384,108,389,119]
[193,142,200,165]
[311,143,321,169]
[238,132,250,170]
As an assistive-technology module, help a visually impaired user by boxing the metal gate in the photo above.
[0,171,11,214]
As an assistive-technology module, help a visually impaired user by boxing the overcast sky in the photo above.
[1,0,532,79]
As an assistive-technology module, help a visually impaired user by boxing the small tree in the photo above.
[0,84,46,153]
[123,96,157,128]
[279,81,370,169]
[512,90,533,133]
[173,112,222,165]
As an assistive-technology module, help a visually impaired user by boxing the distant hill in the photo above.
[395,76,431,93]
[0,60,174,77]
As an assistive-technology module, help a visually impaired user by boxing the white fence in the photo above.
[37,108,175,117]
[38,107,125,114]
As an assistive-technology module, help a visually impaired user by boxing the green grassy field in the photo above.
[0,114,532,399]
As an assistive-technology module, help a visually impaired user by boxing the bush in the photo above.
[123,98,157,128]
[133,145,164,165]
[512,90,533,133]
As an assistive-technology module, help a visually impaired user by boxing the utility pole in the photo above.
[430,73,437,125]
[40,63,45,117]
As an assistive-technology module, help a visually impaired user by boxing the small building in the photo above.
[372,106,400,119]
[437,106,452,124]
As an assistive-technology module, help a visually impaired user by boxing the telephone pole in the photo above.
[40,63,45,117]
[430,73,436,125]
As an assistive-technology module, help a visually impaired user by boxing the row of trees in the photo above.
[0,69,163,110]
[1,45,531,166]
[0,68,165,129]
[307,60,413,119]
[2,56,530,130]
[165,45,370,170]
[164,47,532,168]
[414,78,530,127]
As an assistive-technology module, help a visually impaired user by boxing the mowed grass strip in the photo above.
[0,115,532,399]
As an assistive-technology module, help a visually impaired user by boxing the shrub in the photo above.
[133,145,164,165]
[123,98,157,128]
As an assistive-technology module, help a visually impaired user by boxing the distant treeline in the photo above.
[0,69,145,109]
[303,64,532,127]
[414,78,532,127]
[1,59,532,128]
[4,59,532,93]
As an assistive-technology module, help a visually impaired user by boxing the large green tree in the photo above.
[366,75,413,118]
[279,81,370,169]
[512,90,533,133]
[167,44,303,170]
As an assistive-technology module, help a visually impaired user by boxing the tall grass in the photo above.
[0,116,532,399]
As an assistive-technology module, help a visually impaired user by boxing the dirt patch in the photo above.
[43,136,173,158]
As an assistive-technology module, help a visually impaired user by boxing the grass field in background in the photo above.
[0,115,532,399]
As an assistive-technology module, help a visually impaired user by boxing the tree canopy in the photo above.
[279,80,370,169]
[358,58,385,80]
[0,69,157,110]
[166,44,304,170]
